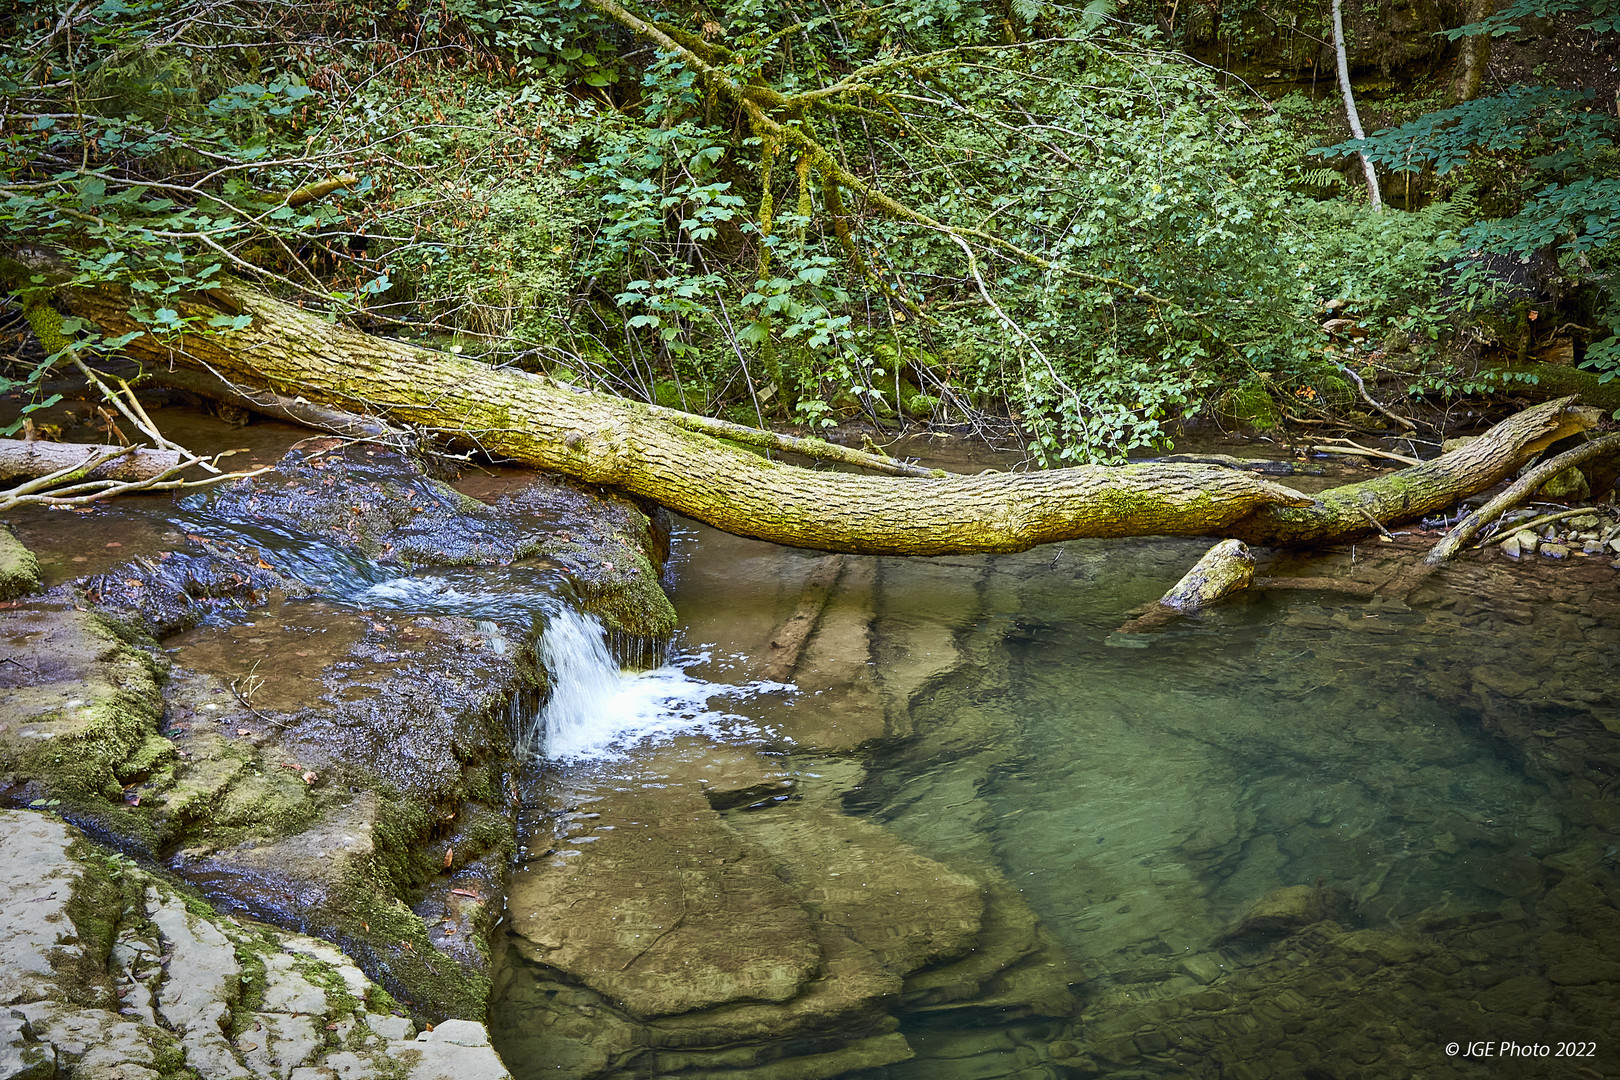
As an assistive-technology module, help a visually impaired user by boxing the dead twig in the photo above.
[1335,363,1417,431]
[1355,506,1396,540]
[230,659,288,728]
[1311,439,1422,466]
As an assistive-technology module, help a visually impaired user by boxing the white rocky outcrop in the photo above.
[0,808,511,1080]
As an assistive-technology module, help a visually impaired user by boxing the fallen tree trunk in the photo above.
[0,438,183,482]
[53,281,1596,556]
[1225,398,1594,545]
[146,367,403,439]
[1116,538,1255,632]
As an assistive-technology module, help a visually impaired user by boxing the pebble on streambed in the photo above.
[1490,506,1620,569]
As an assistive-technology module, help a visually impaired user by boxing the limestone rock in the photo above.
[0,441,685,1023]
[0,809,512,1080]
[364,1015,414,1042]
[0,1010,55,1080]
[0,604,165,825]
[506,784,820,1018]
[417,1019,490,1047]
[0,814,82,1008]
[1220,885,1343,942]
[394,1033,518,1080]
[149,889,242,1033]
[259,953,330,1016]
[738,805,984,977]
[1329,929,1434,965]
[495,738,1078,1080]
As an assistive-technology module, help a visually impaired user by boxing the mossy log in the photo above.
[55,281,1595,556]
[1496,362,1620,414]
[1116,538,1255,632]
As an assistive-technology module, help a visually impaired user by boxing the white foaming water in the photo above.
[346,568,564,623]
[531,607,790,762]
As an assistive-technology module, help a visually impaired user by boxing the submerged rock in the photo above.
[1219,884,1351,943]
[497,741,1079,1080]
[507,782,822,1019]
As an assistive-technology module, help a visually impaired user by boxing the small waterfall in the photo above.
[529,607,631,760]
[525,606,793,762]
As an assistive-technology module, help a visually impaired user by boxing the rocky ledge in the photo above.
[1,441,675,1027]
[1,807,512,1080]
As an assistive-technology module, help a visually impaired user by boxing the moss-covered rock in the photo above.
[1217,380,1282,431]
[7,441,682,1025]
[1,807,512,1079]
[0,524,41,600]
[0,602,167,845]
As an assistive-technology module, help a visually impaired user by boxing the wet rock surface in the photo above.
[0,807,513,1080]
[491,533,1083,1080]
[0,522,40,600]
[1,441,677,1025]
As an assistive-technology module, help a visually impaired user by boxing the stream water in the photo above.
[6,417,1617,1078]
[495,518,1620,1080]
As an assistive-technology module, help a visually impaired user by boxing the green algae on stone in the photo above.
[1218,380,1282,431]
[0,525,41,600]
[0,603,167,840]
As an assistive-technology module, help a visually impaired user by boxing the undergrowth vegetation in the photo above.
[1,0,1614,459]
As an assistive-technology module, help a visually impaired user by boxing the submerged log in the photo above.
[1117,539,1256,632]
[760,555,846,682]
[1159,538,1256,611]
[53,280,1598,556]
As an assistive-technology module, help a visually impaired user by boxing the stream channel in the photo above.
[491,514,1620,1080]
[10,420,1620,1080]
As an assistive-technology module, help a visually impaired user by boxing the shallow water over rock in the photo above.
[492,516,1620,1080]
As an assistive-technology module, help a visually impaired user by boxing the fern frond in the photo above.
[1298,168,1343,189]
[1080,0,1118,31]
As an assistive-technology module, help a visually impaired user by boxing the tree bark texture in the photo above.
[1115,537,1255,632]
[57,282,1594,556]
[1448,0,1495,104]
[1332,0,1383,211]
[0,438,184,482]
[146,367,401,438]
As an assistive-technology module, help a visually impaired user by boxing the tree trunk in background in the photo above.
[59,282,1591,555]
[1449,0,1495,103]
[1332,0,1383,211]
